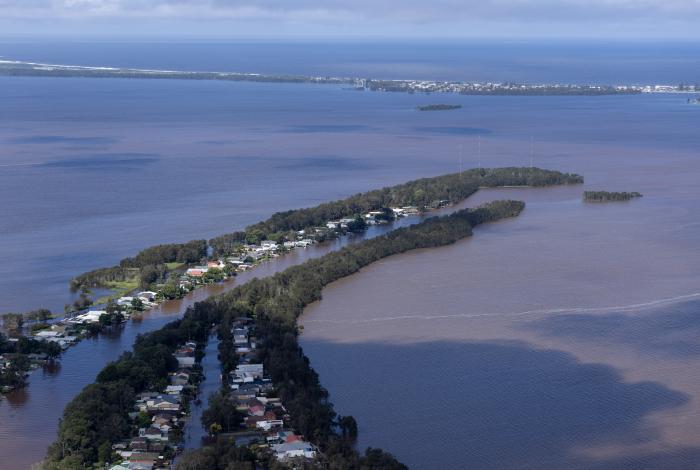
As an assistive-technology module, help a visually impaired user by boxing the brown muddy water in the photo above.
[301,180,700,469]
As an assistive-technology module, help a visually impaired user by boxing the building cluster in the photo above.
[225,318,318,463]
[108,342,198,470]
[364,79,645,95]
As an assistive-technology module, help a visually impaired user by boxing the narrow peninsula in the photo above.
[0,59,662,96]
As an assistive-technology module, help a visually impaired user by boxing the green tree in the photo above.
[131,297,145,311]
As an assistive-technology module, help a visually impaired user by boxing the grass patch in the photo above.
[93,279,139,305]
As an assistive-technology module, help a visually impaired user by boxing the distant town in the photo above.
[1,59,699,96]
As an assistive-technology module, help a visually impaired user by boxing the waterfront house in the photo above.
[136,291,158,303]
[34,330,60,339]
[260,241,278,251]
[70,310,105,324]
[272,441,316,460]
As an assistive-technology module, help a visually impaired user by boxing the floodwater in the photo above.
[0,209,442,468]
[301,182,700,469]
[1,41,700,469]
[181,333,220,451]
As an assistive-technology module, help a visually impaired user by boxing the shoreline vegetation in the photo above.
[583,191,642,202]
[1,59,680,96]
[42,200,525,470]
[417,104,462,111]
[1,167,583,397]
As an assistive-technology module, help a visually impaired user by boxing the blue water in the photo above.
[0,48,698,313]
[1,41,700,469]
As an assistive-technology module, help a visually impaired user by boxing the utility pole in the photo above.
[477,135,482,170]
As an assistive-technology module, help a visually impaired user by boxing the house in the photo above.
[170,372,190,386]
[128,452,161,469]
[165,385,184,395]
[272,441,316,460]
[108,464,131,470]
[152,412,178,424]
[246,411,278,428]
[70,310,105,324]
[145,395,180,412]
[175,356,195,368]
[295,239,314,248]
[231,363,264,383]
[256,419,284,431]
[130,437,149,451]
[34,330,60,339]
[260,241,278,251]
[233,328,249,345]
[185,268,206,277]
[247,398,265,416]
[152,415,174,430]
[207,260,225,270]
[175,346,195,356]
[230,384,261,399]
[140,426,168,441]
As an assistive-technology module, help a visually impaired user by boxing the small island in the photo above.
[583,191,642,202]
[417,104,463,111]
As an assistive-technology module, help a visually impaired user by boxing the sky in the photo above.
[0,0,699,40]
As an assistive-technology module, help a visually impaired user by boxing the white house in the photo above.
[256,419,284,431]
[70,310,106,324]
[272,441,316,460]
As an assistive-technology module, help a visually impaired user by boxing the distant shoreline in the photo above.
[4,58,695,96]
